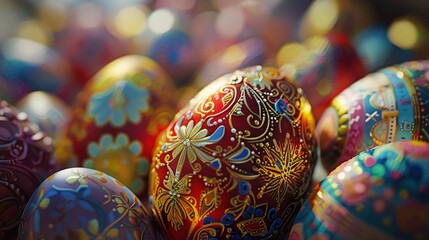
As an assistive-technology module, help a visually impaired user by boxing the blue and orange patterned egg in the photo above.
[0,99,58,239]
[18,167,155,239]
[290,140,429,239]
[62,55,177,199]
[317,60,429,173]
[149,66,317,239]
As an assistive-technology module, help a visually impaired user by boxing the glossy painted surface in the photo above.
[63,55,177,199]
[317,60,429,172]
[19,168,155,239]
[149,66,317,239]
[0,99,57,239]
[290,141,429,240]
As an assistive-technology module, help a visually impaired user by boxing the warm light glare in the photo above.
[301,0,339,37]
[215,6,245,39]
[23,91,52,116]
[17,20,52,45]
[148,9,175,34]
[114,6,147,38]
[37,0,68,31]
[306,35,329,53]
[220,45,247,67]
[308,0,338,32]
[337,172,346,180]
[275,42,307,67]
[388,19,420,49]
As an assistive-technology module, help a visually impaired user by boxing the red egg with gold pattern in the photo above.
[149,66,317,239]
[62,55,177,200]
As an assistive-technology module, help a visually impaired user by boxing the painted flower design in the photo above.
[161,117,225,178]
[257,135,311,207]
[156,166,197,231]
[84,134,148,194]
[88,80,149,127]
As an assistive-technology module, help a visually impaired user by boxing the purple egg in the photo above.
[0,99,57,239]
[19,167,156,239]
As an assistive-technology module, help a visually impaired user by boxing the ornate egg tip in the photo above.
[290,140,429,240]
[149,65,317,239]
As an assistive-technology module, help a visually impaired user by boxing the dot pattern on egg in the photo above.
[290,140,429,240]
[149,66,317,239]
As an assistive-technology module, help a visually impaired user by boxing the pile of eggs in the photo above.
[4,55,429,239]
[1,1,429,239]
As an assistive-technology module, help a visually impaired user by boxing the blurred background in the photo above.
[0,0,428,106]
[1,1,429,238]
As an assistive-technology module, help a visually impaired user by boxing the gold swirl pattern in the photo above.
[150,66,316,239]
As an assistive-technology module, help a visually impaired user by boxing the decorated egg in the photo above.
[317,60,429,172]
[290,140,429,239]
[149,66,317,239]
[63,55,177,199]
[18,167,155,239]
[0,99,57,239]
[17,91,71,139]
[277,33,366,120]
[0,38,72,103]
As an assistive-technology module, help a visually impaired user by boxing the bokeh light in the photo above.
[74,2,104,29]
[16,19,53,46]
[35,0,69,32]
[148,8,175,34]
[388,17,423,50]
[2,38,50,65]
[300,0,339,38]
[215,6,245,39]
[112,5,148,38]
[354,24,414,71]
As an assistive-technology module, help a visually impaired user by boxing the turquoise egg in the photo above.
[290,141,429,239]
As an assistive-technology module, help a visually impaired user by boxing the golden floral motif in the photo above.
[256,134,311,207]
[155,166,197,232]
[161,117,225,178]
